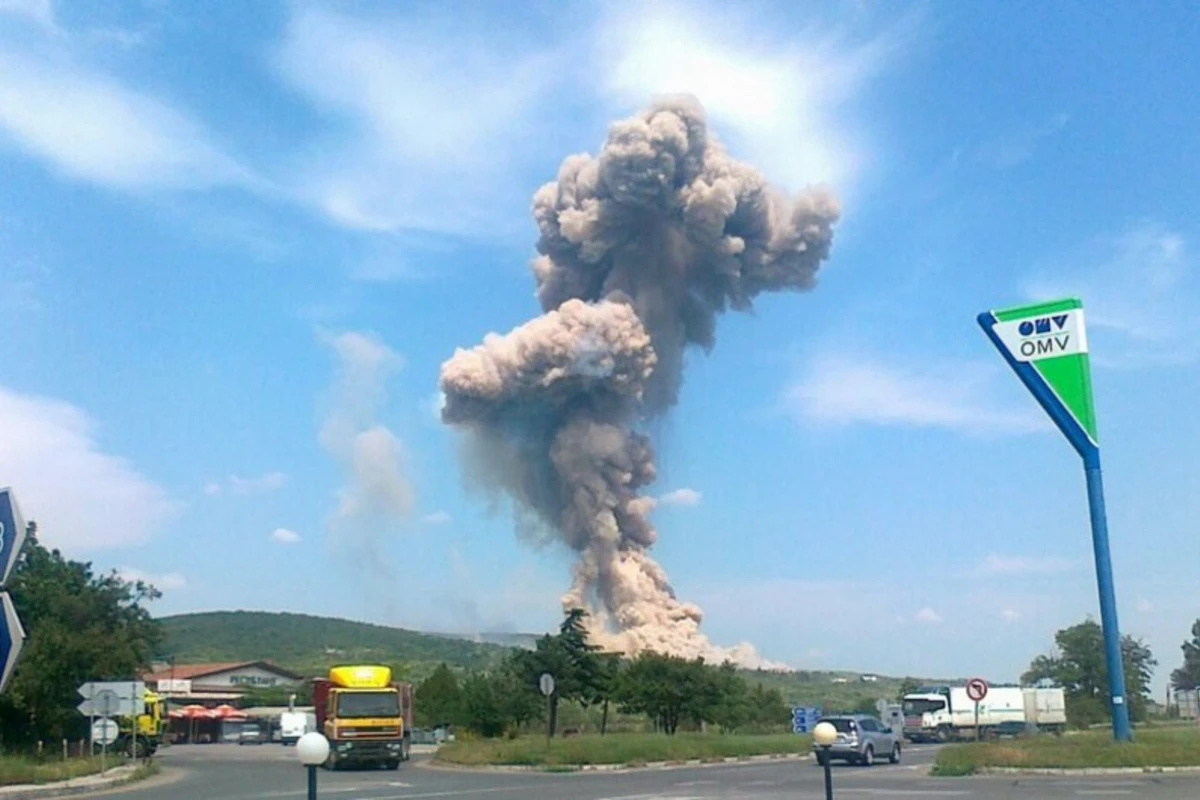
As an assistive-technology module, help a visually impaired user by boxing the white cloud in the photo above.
[595,3,920,198]
[228,471,287,495]
[974,112,1069,169]
[0,386,177,550]
[1001,609,1022,623]
[270,527,301,545]
[0,47,251,192]
[202,482,221,496]
[784,355,1045,435]
[1136,597,1154,614]
[0,0,57,33]
[978,553,1084,576]
[117,567,187,592]
[1024,221,1196,367]
[319,331,415,536]
[914,607,943,624]
[273,6,563,237]
[657,488,703,507]
[421,511,452,526]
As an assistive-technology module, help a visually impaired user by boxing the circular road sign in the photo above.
[966,678,989,703]
[539,673,555,697]
[94,689,120,717]
[92,718,119,746]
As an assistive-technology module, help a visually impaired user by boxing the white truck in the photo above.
[279,710,316,746]
[901,685,1066,742]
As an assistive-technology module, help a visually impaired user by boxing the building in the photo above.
[144,661,305,706]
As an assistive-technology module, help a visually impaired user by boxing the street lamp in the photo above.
[813,721,838,800]
[296,732,330,800]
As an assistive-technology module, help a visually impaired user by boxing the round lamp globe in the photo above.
[812,721,838,747]
[296,732,330,767]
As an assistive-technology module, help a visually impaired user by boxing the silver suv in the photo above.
[812,714,901,766]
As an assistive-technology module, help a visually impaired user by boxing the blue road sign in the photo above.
[792,706,821,734]
[0,592,25,693]
[0,488,28,587]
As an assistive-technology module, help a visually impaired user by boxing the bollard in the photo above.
[62,739,67,761]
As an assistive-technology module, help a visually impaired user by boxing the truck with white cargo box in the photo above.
[902,685,1066,742]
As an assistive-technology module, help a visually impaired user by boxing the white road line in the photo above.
[1074,792,1134,796]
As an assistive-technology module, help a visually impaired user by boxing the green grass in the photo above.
[933,728,1200,776]
[435,733,813,768]
[0,756,109,787]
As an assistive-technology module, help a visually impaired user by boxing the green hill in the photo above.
[159,611,515,680]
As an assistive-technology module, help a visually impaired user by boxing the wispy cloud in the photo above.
[205,471,288,496]
[319,330,414,539]
[1001,609,1022,623]
[784,354,1045,435]
[420,511,452,526]
[0,48,252,192]
[0,0,57,33]
[270,527,301,545]
[974,112,1069,169]
[657,488,703,508]
[273,5,563,237]
[977,553,1084,576]
[117,567,187,592]
[914,607,943,624]
[595,2,922,198]
[1024,221,1195,367]
[0,385,177,550]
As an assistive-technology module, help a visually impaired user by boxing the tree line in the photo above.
[415,609,792,737]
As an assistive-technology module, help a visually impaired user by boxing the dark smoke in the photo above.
[440,95,839,667]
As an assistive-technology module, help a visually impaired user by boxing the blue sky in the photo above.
[1,0,1198,692]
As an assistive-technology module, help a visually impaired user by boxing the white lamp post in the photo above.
[812,721,838,800]
[296,732,330,800]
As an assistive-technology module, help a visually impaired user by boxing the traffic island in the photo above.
[433,733,814,771]
[0,762,159,799]
[932,728,1200,776]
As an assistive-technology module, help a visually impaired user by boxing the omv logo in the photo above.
[1018,314,1069,337]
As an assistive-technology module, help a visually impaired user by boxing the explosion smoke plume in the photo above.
[440,96,839,668]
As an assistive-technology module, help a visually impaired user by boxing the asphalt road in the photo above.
[82,743,1200,800]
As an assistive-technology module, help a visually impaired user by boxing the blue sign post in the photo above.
[792,706,822,734]
[978,300,1132,742]
[0,488,29,694]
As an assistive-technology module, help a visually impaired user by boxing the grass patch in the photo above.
[933,728,1200,776]
[0,755,109,786]
[435,733,813,768]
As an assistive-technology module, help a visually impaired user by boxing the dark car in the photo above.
[812,714,901,766]
[238,723,267,745]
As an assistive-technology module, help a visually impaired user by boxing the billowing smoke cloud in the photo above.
[320,331,415,547]
[440,95,839,668]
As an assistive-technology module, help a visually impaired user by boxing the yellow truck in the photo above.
[116,689,166,757]
[314,666,413,770]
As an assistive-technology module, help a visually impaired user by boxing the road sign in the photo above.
[539,673,555,697]
[978,298,1132,743]
[77,682,145,717]
[0,592,25,694]
[792,706,821,734]
[91,718,119,746]
[966,678,989,703]
[0,488,28,587]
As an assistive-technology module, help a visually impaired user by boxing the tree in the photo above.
[1170,620,1200,691]
[415,663,462,728]
[0,527,165,746]
[1022,618,1158,727]
[897,678,922,700]
[459,672,508,738]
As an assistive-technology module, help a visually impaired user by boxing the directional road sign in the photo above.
[0,488,27,587]
[77,681,145,717]
[792,706,821,734]
[539,673,555,697]
[0,593,25,694]
[966,678,989,703]
[91,718,119,746]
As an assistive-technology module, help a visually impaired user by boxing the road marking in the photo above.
[837,790,971,796]
[1074,792,1133,796]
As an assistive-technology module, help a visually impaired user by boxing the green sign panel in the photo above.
[988,297,1098,445]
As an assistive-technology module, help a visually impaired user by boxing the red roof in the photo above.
[144,660,303,683]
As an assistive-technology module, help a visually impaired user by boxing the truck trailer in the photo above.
[314,665,413,770]
[902,685,1066,742]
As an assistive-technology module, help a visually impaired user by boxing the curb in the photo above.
[432,752,814,773]
[0,765,146,799]
[980,765,1200,776]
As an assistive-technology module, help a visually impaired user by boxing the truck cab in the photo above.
[117,690,166,758]
[314,666,413,770]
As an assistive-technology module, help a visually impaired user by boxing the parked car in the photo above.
[812,714,901,766]
[238,723,267,745]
